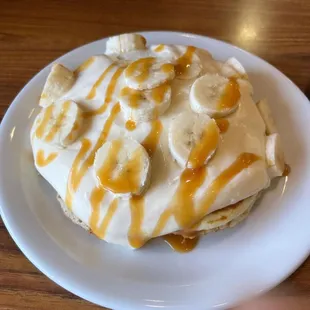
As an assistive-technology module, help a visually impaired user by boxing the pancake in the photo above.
[30,33,286,249]
[175,193,259,238]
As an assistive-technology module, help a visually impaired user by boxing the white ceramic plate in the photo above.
[1,32,310,310]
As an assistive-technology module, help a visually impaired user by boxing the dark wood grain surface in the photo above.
[1,0,310,309]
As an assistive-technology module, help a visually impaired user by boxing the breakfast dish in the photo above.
[30,33,288,251]
[2,31,310,309]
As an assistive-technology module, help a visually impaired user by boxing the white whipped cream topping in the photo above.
[31,45,270,248]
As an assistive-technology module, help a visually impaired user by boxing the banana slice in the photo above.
[196,48,220,74]
[190,73,241,118]
[106,55,131,68]
[105,33,146,54]
[39,64,75,108]
[124,57,175,90]
[176,60,202,80]
[94,138,151,195]
[119,84,171,123]
[151,44,202,80]
[168,112,220,169]
[107,49,153,64]
[221,57,248,79]
[35,100,83,147]
[222,57,253,95]
[150,44,180,62]
[180,194,258,234]
[257,98,278,134]
[175,47,202,80]
[265,133,285,178]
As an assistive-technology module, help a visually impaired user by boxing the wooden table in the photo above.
[1,0,310,309]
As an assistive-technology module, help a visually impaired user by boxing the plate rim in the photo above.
[0,31,310,310]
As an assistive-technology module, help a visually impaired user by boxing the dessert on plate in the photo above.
[30,33,288,251]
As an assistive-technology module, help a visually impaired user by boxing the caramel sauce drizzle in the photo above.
[217,78,241,111]
[36,150,58,167]
[163,234,199,253]
[197,153,260,218]
[151,83,170,104]
[35,105,54,139]
[86,64,115,99]
[283,164,291,177]
[121,83,170,109]
[153,153,260,238]
[215,118,230,133]
[187,121,219,169]
[74,56,95,75]
[125,120,136,131]
[125,57,155,83]
[45,100,71,142]
[173,167,207,228]
[141,120,163,156]
[84,67,125,117]
[175,46,196,76]
[65,103,120,209]
[152,208,173,238]
[127,119,163,248]
[128,195,146,248]
[67,119,80,142]
[65,138,92,208]
[161,63,174,74]
[152,167,206,237]
[96,198,118,239]
[73,122,79,131]
[96,139,143,194]
[89,186,106,233]
[120,87,143,108]
[154,44,165,52]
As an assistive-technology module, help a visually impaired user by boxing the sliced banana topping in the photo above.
[94,138,151,196]
[182,194,258,234]
[35,100,83,147]
[196,48,220,74]
[257,98,278,134]
[151,44,181,61]
[168,112,220,169]
[265,133,285,178]
[39,64,75,108]
[151,45,202,80]
[105,33,146,55]
[174,46,202,80]
[190,73,241,118]
[219,57,254,94]
[119,84,171,123]
[124,57,175,90]
[107,50,153,67]
[221,57,248,79]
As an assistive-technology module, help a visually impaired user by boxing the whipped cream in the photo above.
[31,34,273,249]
